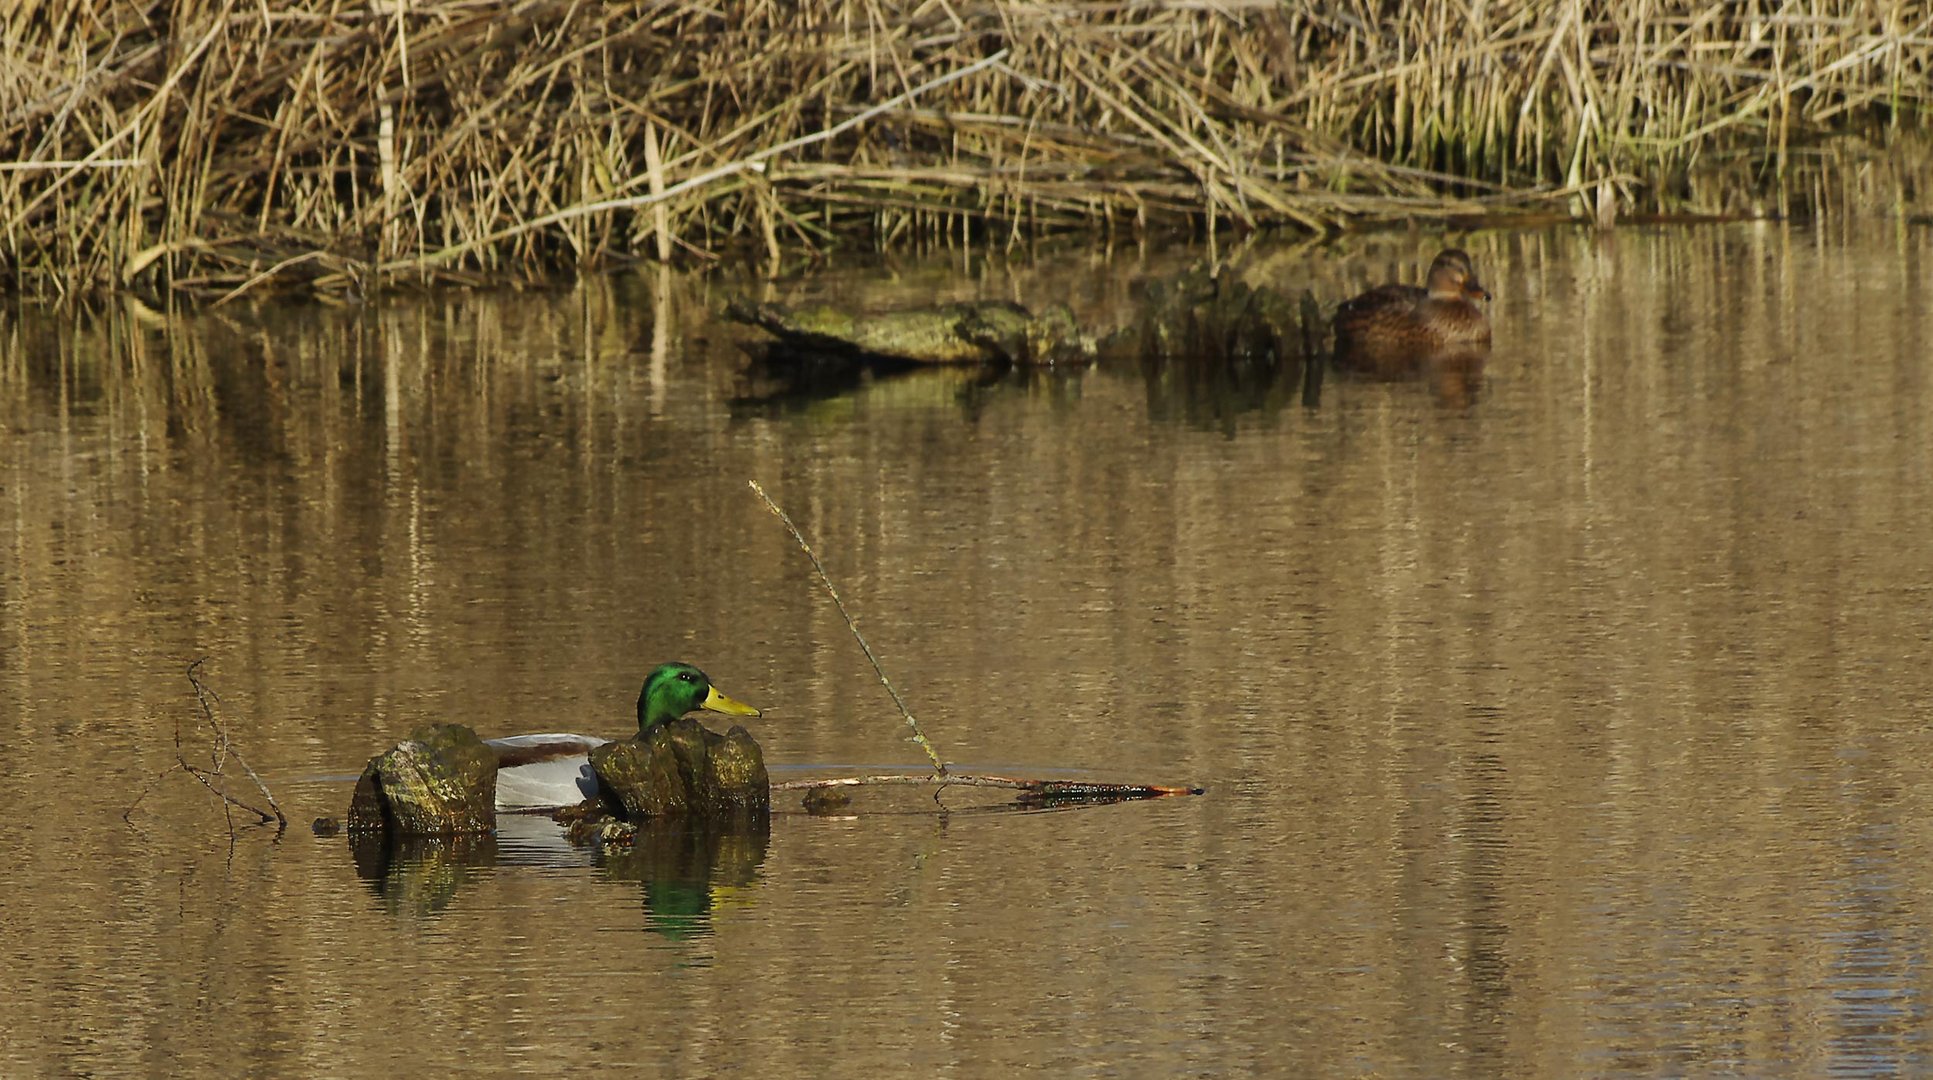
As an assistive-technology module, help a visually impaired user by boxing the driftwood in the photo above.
[774,773,1203,800]
[727,298,1095,367]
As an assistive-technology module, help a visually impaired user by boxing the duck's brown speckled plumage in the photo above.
[1333,248,1492,363]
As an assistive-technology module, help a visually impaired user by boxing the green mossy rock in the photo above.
[345,722,497,836]
[589,718,770,821]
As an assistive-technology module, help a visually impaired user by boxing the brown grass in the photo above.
[3,1,1928,298]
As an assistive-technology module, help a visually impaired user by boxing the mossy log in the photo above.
[727,298,1094,366]
[345,723,497,836]
[1099,266,1314,365]
[589,718,770,821]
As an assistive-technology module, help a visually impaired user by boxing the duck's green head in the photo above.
[637,662,761,734]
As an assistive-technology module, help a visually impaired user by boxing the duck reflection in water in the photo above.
[597,819,771,942]
[1333,247,1492,407]
[350,816,769,939]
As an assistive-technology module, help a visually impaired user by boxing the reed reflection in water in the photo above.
[3,223,1933,1076]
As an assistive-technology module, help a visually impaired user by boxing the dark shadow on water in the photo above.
[733,339,1487,428]
[1126,351,1315,433]
[727,346,922,413]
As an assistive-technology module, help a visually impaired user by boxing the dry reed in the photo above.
[3,1,1927,298]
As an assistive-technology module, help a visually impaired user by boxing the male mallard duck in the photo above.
[486,662,761,811]
[1333,247,1492,365]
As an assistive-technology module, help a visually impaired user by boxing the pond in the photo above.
[4,222,1932,1076]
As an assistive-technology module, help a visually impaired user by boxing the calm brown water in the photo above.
[4,223,1933,1076]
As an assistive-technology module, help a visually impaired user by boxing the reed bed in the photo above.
[3,0,1928,298]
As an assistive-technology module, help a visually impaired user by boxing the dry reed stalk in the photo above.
[2,1,1927,298]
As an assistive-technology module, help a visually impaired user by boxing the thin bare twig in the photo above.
[186,659,288,831]
[749,479,948,776]
[122,659,289,834]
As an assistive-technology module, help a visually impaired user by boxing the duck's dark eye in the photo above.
[678,672,696,682]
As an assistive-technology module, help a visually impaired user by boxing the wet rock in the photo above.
[955,302,1093,365]
[345,722,497,836]
[588,718,771,822]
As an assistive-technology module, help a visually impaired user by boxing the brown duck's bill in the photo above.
[702,685,761,717]
[1466,281,1492,302]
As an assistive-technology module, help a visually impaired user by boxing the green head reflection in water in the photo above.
[638,662,761,733]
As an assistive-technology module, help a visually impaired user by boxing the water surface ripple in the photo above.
[3,224,1931,1076]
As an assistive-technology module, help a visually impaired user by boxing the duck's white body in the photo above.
[485,733,611,811]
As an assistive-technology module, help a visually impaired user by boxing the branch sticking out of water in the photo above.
[124,659,288,836]
[748,479,948,777]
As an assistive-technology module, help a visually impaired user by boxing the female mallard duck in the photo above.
[486,662,761,811]
[1333,248,1492,365]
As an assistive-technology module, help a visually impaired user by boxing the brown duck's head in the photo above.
[1426,248,1490,303]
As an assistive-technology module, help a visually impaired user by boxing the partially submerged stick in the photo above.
[124,659,288,835]
[748,479,948,776]
[186,661,288,831]
[773,774,1203,799]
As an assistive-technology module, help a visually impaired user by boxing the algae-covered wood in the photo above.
[727,298,1094,366]
[589,718,770,821]
[346,723,498,836]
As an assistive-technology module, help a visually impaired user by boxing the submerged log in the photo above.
[346,723,498,836]
[771,772,1205,803]
[726,297,1094,367]
[588,718,771,821]
[728,266,1326,382]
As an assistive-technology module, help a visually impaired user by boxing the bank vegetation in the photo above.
[3,0,1928,297]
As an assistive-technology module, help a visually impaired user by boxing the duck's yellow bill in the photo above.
[702,685,761,717]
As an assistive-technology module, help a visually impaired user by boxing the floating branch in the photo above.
[773,773,1203,799]
[749,479,948,776]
